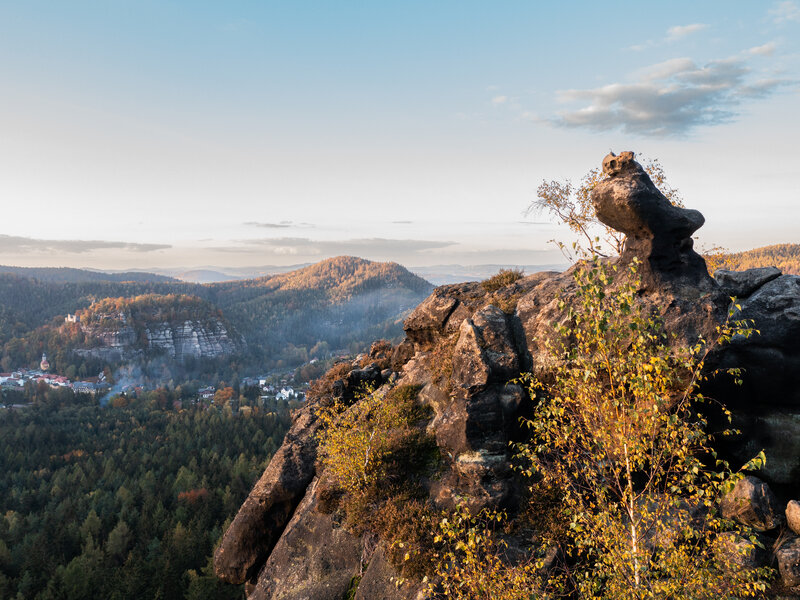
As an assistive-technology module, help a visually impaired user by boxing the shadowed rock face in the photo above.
[216,152,800,599]
[592,151,709,289]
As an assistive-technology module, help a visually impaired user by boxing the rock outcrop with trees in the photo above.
[215,152,800,598]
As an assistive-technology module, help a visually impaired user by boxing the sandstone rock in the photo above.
[450,304,520,391]
[348,365,383,391]
[710,275,800,410]
[429,384,523,511]
[720,476,782,532]
[450,319,491,392]
[787,500,800,535]
[390,339,416,370]
[216,152,800,599]
[776,536,800,588]
[214,405,321,584]
[403,292,460,346]
[403,283,485,347]
[247,477,362,600]
[80,318,236,361]
[592,151,710,289]
[714,266,782,298]
[470,305,520,381]
[354,545,427,600]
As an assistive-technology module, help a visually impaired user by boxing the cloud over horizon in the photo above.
[550,54,791,136]
[223,237,458,257]
[244,221,315,229]
[0,234,171,254]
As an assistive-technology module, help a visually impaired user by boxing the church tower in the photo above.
[40,353,50,372]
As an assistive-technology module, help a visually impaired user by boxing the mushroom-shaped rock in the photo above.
[591,151,710,288]
[720,475,782,532]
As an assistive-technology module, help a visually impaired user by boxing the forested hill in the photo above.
[0,265,178,284]
[0,256,433,374]
[718,243,800,275]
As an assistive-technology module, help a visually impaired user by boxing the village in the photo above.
[0,352,307,410]
[0,353,110,405]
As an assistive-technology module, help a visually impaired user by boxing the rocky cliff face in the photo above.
[143,319,236,359]
[78,319,236,361]
[76,296,238,361]
[215,152,800,599]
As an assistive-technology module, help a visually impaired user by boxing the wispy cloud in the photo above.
[629,23,709,51]
[748,42,778,56]
[770,1,800,23]
[491,95,508,105]
[549,55,792,136]
[0,234,170,254]
[666,23,708,41]
[224,237,456,257]
[244,221,313,229]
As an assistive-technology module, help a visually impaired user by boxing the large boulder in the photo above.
[720,476,782,532]
[403,283,484,347]
[776,536,800,588]
[451,305,520,392]
[714,266,782,298]
[787,500,800,535]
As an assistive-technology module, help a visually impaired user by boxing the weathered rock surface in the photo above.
[776,536,800,588]
[592,151,709,290]
[79,318,236,361]
[144,320,236,359]
[708,275,800,455]
[403,283,483,347]
[215,405,321,584]
[216,152,800,599]
[788,500,800,535]
[720,476,783,532]
[354,545,428,600]
[247,477,362,600]
[714,266,782,298]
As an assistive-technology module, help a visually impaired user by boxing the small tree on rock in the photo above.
[515,255,771,599]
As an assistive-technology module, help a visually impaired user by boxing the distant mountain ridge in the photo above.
[0,265,178,284]
[717,243,800,275]
[0,256,433,376]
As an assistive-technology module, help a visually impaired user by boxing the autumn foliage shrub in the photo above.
[481,268,524,293]
[315,384,441,575]
[316,384,427,493]
[514,255,772,599]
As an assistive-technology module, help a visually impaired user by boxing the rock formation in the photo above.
[78,315,237,361]
[216,151,800,598]
[592,150,709,290]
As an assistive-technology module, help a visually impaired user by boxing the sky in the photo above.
[1,1,798,271]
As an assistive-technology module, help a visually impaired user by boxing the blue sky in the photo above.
[1,1,798,269]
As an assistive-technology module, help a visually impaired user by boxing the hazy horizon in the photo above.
[2,2,799,270]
